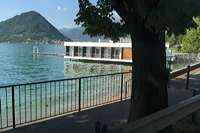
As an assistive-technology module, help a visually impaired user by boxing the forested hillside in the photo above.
[0,11,72,44]
[59,27,104,42]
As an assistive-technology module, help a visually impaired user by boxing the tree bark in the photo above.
[128,25,168,122]
[109,0,173,132]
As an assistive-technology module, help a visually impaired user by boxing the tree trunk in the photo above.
[127,21,173,132]
[108,0,173,132]
[128,26,168,122]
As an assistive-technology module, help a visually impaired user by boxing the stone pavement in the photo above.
[1,68,200,133]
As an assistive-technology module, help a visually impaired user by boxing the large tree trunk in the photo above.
[127,21,173,132]
[128,26,168,122]
[109,0,173,132]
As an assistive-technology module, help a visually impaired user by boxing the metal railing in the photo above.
[169,54,199,70]
[112,54,120,59]
[75,52,82,57]
[93,54,101,58]
[0,72,132,129]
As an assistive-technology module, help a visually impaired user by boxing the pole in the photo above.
[120,73,123,101]
[79,78,81,112]
[186,65,190,90]
[12,86,16,128]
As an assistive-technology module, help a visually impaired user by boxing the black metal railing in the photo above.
[0,72,132,129]
[169,54,199,70]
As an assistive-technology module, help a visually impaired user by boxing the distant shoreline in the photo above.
[0,42,65,45]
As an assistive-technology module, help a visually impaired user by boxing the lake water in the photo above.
[0,43,132,86]
[0,43,132,128]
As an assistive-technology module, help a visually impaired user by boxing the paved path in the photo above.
[1,69,200,133]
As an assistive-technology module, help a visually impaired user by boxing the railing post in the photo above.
[125,82,128,100]
[121,73,123,101]
[186,65,190,90]
[12,86,16,129]
[189,54,191,64]
[192,88,199,124]
[79,78,81,112]
[184,54,186,67]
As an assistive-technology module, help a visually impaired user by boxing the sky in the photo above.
[0,0,97,29]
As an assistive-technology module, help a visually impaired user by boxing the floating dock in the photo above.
[34,53,65,57]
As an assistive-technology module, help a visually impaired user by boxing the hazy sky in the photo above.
[0,0,97,29]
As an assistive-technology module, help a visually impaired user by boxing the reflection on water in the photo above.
[63,60,132,78]
[0,43,132,86]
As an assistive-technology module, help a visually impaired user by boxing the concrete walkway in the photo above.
[1,68,200,133]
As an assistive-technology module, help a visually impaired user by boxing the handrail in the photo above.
[0,71,131,88]
[0,71,132,129]
[107,94,200,133]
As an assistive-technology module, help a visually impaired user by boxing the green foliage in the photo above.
[0,11,71,44]
[75,0,200,41]
[145,0,200,36]
[166,33,183,47]
[181,17,200,53]
[74,0,129,42]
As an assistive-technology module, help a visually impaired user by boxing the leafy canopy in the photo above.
[74,0,128,42]
[181,17,200,53]
[75,0,200,42]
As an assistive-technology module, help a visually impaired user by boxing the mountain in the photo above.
[59,27,104,42]
[0,11,72,44]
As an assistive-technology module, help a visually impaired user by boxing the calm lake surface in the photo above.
[0,43,132,86]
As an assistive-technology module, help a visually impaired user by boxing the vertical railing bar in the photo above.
[118,74,119,100]
[67,80,69,113]
[55,82,56,115]
[40,83,42,119]
[67,80,69,112]
[45,83,47,117]
[104,76,106,103]
[49,82,51,116]
[63,80,64,113]
[75,80,77,111]
[25,85,27,122]
[87,78,88,108]
[90,78,92,107]
[189,54,191,64]
[108,75,109,102]
[101,76,103,104]
[93,77,94,106]
[0,98,2,128]
[59,81,60,114]
[108,75,110,102]
[19,86,21,124]
[35,84,37,120]
[30,84,32,121]
[71,80,72,111]
[12,86,16,129]
[96,77,98,106]
[79,78,81,112]
[5,87,8,127]
[184,55,186,67]
[115,74,117,100]
[111,75,115,101]
[114,75,116,100]
[111,75,113,101]
[98,76,100,105]
[99,76,101,104]
[18,86,21,124]
[82,78,84,109]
